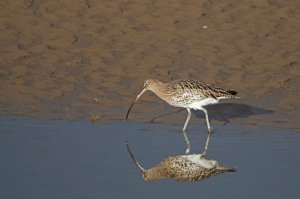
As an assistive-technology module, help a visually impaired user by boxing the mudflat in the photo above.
[0,0,299,130]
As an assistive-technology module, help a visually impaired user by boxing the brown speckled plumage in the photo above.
[154,155,236,181]
[152,79,238,107]
[126,79,238,133]
[126,141,236,182]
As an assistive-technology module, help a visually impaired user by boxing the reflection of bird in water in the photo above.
[126,79,238,132]
[125,139,236,182]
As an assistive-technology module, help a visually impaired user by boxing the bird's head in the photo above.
[125,78,159,120]
[143,78,159,90]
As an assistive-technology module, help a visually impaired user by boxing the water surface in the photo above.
[0,117,299,199]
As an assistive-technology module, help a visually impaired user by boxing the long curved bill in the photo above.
[125,89,146,120]
[125,140,145,173]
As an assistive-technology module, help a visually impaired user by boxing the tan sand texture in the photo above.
[0,0,299,131]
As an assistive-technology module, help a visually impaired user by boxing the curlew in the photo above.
[125,140,236,181]
[126,79,238,132]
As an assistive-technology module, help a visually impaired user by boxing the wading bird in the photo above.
[125,139,236,181]
[126,79,238,132]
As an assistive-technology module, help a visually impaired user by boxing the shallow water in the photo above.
[0,117,299,199]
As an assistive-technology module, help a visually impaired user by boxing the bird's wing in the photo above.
[168,80,237,99]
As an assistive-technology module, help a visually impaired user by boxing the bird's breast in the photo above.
[187,98,219,109]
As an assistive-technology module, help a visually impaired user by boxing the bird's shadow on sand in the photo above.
[197,103,274,123]
[150,103,274,123]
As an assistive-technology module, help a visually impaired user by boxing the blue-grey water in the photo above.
[0,117,299,199]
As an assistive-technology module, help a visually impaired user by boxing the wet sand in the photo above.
[0,0,299,130]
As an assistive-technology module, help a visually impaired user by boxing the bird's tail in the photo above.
[227,90,239,98]
[218,166,237,173]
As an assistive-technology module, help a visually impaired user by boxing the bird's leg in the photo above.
[183,130,191,154]
[199,107,213,133]
[182,108,192,154]
[182,108,191,132]
[200,130,212,157]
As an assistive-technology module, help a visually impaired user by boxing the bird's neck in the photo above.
[143,167,165,181]
[150,81,170,100]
